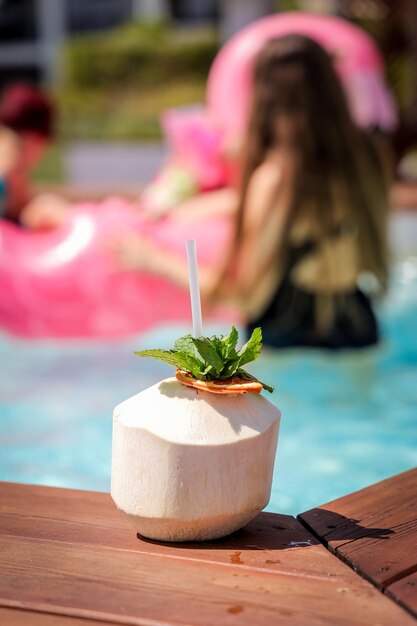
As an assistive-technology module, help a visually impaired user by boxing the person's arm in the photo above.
[223,156,294,316]
[110,155,293,315]
[109,189,238,291]
[109,232,227,307]
[173,188,238,222]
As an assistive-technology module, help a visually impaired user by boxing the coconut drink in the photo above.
[111,241,280,542]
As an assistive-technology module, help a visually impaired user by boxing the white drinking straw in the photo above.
[185,239,203,337]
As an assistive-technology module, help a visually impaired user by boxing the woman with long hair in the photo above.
[112,35,390,349]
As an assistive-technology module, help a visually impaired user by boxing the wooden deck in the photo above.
[0,469,416,625]
[300,467,417,618]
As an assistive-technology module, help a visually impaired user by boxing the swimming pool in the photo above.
[1,238,416,516]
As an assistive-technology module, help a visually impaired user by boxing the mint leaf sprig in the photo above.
[135,326,274,393]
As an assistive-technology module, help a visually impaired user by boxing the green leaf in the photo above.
[237,368,274,394]
[135,349,204,379]
[208,335,224,358]
[192,337,224,376]
[135,349,186,369]
[221,325,239,360]
[237,327,263,367]
[179,353,207,379]
[174,335,197,356]
[219,359,240,379]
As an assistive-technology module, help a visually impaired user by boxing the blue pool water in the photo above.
[0,258,416,516]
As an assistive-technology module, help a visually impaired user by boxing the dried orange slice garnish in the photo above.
[175,369,262,394]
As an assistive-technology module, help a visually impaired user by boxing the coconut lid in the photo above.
[114,377,280,446]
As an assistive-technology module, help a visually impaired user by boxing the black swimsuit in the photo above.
[247,235,379,350]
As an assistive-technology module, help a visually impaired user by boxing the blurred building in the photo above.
[0,0,277,87]
[0,0,136,86]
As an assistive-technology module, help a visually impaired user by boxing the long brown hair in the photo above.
[216,35,389,319]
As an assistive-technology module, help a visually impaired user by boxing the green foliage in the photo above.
[237,327,263,366]
[57,21,219,141]
[135,326,274,393]
[64,21,217,89]
[278,0,299,10]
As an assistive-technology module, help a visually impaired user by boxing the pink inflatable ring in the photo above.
[207,12,397,137]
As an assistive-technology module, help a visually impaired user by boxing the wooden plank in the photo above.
[299,468,417,586]
[1,534,414,626]
[299,468,417,617]
[0,482,414,626]
[386,572,417,618]
[0,481,364,581]
[0,607,113,626]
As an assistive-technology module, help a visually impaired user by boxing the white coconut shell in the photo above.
[111,377,280,541]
